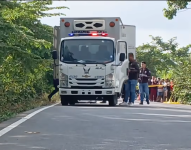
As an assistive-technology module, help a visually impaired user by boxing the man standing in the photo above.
[120,53,139,106]
[138,61,151,105]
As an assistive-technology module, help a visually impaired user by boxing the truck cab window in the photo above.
[118,42,127,59]
[60,39,114,64]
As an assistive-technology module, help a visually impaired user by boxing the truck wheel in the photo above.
[108,95,118,106]
[61,95,69,106]
[68,97,76,106]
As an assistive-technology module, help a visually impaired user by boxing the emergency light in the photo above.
[68,33,108,37]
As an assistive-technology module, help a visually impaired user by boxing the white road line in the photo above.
[0,103,58,137]
[129,113,191,118]
[75,105,191,113]
[83,113,191,123]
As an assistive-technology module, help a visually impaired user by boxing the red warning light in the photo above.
[101,33,108,36]
[91,33,98,36]
[109,22,115,27]
[65,22,70,27]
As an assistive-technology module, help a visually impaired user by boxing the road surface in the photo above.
[0,101,191,150]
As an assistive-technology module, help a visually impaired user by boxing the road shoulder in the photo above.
[0,103,58,131]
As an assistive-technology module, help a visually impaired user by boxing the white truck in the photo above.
[52,17,136,106]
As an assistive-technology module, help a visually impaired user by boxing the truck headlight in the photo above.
[60,73,68,87]
[60,73,68,80]
[60,80,68,87]
[105,73,114,87]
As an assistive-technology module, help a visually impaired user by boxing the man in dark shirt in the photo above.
[138,61,151,105]
[120,53,139,106]
[48,78,59,101]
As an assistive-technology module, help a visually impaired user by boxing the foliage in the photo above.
[170,57,191,104]
[0,0,68,122]
[136,36,191,104]
[136,36,188,76]
[163,0,191,19]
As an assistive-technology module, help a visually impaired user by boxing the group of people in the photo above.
[120,53,151,106]
[148,77,174,102]
[119,52,175,106]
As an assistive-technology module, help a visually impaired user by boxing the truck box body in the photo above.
[120,25,136,58]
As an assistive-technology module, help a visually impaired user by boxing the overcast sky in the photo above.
[41,1,191,48]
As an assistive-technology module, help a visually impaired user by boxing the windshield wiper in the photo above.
[97,63,106,66]
[84,60,106,66]
[64,61,86,66]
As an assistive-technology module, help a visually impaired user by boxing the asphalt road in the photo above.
[0,101,191,150]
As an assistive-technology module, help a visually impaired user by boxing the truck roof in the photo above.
[61,36,115,41]
[60,17,121,20]
[123,25,136,27]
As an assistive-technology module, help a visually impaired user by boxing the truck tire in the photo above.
[108,95,117,106]
[61,95,69,106]
[68,96,77,106]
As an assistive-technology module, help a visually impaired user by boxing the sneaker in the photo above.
[119,102,128,106]
[147,101,150,105]
[139,102,143,105]
[129,102,134,106]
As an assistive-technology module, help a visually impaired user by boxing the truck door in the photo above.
[53,26,60,80]
[115,40,128,93]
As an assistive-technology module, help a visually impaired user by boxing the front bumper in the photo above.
[59,88,115,95]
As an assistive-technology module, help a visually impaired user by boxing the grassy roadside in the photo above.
[0,93,60,123]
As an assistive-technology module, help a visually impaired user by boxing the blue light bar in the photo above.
[68,33,74,36]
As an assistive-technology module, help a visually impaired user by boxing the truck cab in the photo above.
[52,17,136,106]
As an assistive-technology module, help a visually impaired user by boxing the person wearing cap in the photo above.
[138,61,151,105]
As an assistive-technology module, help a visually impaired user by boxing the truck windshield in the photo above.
[60,39,114,64]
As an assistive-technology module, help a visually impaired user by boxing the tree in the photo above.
[163,0,191,19]
[171,56,191,104]
[136,36,190,76]
[162,1,191,103]
[0,0,68,121]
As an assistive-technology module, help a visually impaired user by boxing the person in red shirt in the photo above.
[149,76,158,101]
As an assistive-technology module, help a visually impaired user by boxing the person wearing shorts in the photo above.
[157,81,163,102]
[163,79,168,102]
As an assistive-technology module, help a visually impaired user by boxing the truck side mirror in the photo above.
[119,53,125,61]
[52,50,57,60]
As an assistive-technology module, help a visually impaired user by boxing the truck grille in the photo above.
[75,78,98,81]
[77,83,96,85]
[71,86,103,89]
[69,78,104,87]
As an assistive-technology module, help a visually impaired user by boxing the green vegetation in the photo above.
[0,0,68,122]
[163,0,191,20]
